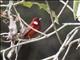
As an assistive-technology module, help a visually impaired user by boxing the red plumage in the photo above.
[23,17,41,39]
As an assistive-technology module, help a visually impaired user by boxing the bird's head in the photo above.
[31,17,42,26]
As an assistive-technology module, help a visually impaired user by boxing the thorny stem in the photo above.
[65,26,80,46]
[43,26,80,60]
[62,38,80,60]
[53,27,79,60]
[1,24,80,53]
[0,24,66,53]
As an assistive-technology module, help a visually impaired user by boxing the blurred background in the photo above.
[0,0,80,60]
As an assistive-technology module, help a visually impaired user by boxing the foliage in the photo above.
[73,0,80,21]
[20,2,33,8]
[19,1,58,23]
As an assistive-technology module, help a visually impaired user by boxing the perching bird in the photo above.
[22,17,42,39]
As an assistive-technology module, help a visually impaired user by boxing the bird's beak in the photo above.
[39,18,42,21]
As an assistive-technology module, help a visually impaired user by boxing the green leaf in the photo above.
[33,2,58,24]
[39,3,50,14]
[39,3,48,10]
[19,2,59,23]
[52,10,59,24]
[73,0,80,20]
[33,2,49,13]
[20,2,33,8]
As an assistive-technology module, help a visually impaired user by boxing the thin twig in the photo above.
[13,5,47,37]
[57,0,69,19]
[45,0,62,45]
[44,0,69,38]
[60,0,73,12]
[62,38,80,60]
[42,26,79,60]
[0,24,67,53]
[63,23,80,25]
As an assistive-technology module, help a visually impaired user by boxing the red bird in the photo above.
[22,17,42,39]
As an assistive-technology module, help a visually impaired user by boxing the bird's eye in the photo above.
[33,21,38,25]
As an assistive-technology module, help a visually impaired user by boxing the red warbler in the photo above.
[22,17,42,39]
